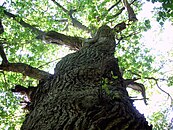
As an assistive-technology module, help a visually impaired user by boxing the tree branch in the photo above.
[38,58,60,69]
[108,0,121,12]
[0,63,52,80]
[0,40,51,80]
[153,78,173,103]
[123,78,147,105]
[127,70,173,104]
[3,8,83,50]
[0,43,8,64]
[41,31,83,50]
[111,0,137,20]
[3,9,44,35]
[51,0,68,13]
[51,0,91,33]
[122,0,138,21]
[113,21,126,33]
[97,0,122,22]
[0,19,4,34]
[69,10,91,32]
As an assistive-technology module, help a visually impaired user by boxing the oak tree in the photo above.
[1,0,172,129]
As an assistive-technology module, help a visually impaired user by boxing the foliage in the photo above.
[0,74,26,130]
[147,0,173,24]
[0,0,172,129]
[148,106,173,130]
[167,50,173,87]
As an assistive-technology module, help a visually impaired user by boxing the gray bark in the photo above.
[21,25,152,130]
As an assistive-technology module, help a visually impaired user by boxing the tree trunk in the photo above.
[21,25,152,130]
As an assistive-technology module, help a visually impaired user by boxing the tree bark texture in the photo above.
[21,25,152,130]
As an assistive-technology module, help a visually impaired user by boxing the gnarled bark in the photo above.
[21,25,152,130]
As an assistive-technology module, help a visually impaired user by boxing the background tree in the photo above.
[0,0,172,129]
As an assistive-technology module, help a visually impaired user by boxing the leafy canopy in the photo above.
[0,0,172,129]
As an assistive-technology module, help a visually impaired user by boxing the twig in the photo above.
[120,31,140,40]
[38,58,60,69]
[127,70,173,103]
[108,0,121,12]
[51,0,90,33]
[98,0,121,22]
[126,69,142,78]
[132,98,149,101]
[155,79,173,103]
[112,7,125,18]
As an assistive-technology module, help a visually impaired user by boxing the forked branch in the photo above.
[51,0,91,33]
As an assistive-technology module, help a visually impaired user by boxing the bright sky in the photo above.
[135,1,173,122]
[139,1,173,53]
[0,1,5,5]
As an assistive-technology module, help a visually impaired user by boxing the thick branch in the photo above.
[111,0,137,20]
[69,10,91,32]
[42,21,128,50]
[113,21,126,33]
[71,16,91,32]
[3,9,44,35]
[0,63,52,80]
[42,31,83,50]
[3,8,83,50]
[127,82,147,105]
[122,0,138,21]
